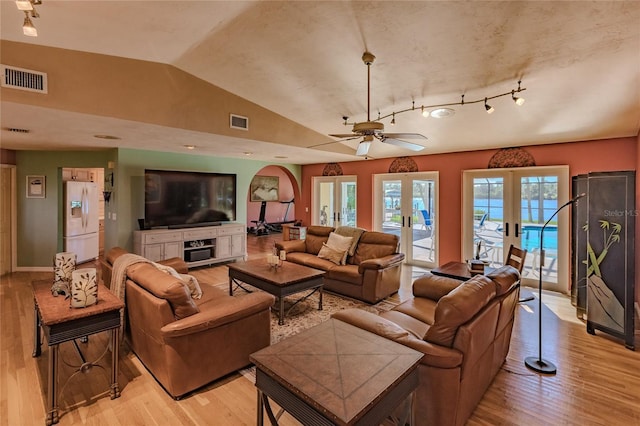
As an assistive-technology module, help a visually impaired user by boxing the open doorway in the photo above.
[247,166,300,236]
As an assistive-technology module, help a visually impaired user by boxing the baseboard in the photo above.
[15,266,53,272]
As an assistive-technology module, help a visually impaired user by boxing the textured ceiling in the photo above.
[1,1,639,164]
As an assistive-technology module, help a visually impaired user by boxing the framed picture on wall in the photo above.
[26,175,46,198]
[250,176,279,202]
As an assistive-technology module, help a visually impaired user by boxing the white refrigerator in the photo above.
[64,181,99,263]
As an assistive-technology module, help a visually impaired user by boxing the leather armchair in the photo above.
[102,247,275,399]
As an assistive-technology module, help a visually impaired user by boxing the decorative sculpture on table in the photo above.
[70,268,98,308]
[52,251,76,297]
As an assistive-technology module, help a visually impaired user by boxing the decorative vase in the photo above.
[70,268,98,308]
[52,252,76,297]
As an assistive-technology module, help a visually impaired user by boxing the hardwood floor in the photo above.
[1,233,639,425]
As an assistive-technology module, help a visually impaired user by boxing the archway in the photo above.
[247,165,301,234]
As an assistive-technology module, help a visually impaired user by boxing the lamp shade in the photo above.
[70,268,98,308]
[52,252,76,296]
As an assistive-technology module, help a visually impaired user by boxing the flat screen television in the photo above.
[144,169,236,229]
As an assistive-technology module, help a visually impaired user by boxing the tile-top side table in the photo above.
[32,280,124,426]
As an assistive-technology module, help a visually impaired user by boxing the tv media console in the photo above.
[133,223,246,268]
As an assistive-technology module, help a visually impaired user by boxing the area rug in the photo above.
[213,282,400,384]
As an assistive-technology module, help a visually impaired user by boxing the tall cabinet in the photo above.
[572,171,635,350]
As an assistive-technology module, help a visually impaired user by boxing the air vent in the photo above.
[5,127,30,133]
[1,64,48,93]
[230,114,249,131]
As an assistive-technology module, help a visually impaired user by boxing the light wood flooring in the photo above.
[1,233,639,425]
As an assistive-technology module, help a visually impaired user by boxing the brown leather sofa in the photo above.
[101,247,275,399]
[332,265,521,426]
[275,226,405,303]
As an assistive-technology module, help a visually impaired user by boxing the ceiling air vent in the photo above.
[1,64,48,94]
[230,114,249,131]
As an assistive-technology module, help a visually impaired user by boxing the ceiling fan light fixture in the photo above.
[356,141,372,156]
[22,12,37,36]
[484,98,495,114]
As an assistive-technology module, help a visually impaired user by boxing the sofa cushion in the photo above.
[425,275,496,347]
[412,272,463,301]
[304,226,334,255]
[352,231,398,264]
[106,246,128,265]
[325,264,362,285]
[318,232,353,265]
[126,263,199,320]
[286,252,337,271]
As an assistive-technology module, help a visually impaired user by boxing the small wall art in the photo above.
[26,175,46,198]
[250,175,279,201]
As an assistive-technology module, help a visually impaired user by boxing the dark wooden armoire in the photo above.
[571,171,635,350]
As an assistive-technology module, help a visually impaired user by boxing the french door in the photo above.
[373,172,438,267]
[312,176,357,227]
[462,166,570,292]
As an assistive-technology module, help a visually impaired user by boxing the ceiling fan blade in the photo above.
[380,137,425,151]
[381,133,428,140]
[329,133,359,139]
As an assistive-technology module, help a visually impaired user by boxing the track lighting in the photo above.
[16,0,42,37]
[15,0,33,10]
[22,12,37,37]
[368,80,526,123]
[484,98,495,114]
[390,113,396,126]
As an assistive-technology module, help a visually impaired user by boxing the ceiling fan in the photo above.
[328,52,427,157]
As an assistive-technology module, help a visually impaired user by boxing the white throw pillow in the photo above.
[152,262,203,299]
[318,232,353,265]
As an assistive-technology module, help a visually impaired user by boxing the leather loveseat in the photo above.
[275,226,405,303]
[101,247,275,399]
[332,265,521,426]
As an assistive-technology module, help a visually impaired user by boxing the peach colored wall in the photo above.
[246,166,298,228]
[300,137,637,267]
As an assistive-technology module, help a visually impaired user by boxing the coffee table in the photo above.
[228,259,325,325]
[250,319,422,426]
[431,260,495,281]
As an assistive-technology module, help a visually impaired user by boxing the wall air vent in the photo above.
[230,114,249,131]
[1,64,48,93]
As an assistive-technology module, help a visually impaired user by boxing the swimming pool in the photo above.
[521,225,557,251]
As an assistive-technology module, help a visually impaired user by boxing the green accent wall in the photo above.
[16,148,300,267]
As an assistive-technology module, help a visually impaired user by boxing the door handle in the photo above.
[402,216,405,227]
[408,216,412,228]
[515,223,520,238]
[505,222,509,237]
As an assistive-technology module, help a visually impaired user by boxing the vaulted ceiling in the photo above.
[1,1,639,164]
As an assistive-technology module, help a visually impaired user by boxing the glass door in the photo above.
[463,166,569,291]
[374,172,438,267]
[312,176,357,227]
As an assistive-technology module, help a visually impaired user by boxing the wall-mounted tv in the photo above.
[144,169,236,229]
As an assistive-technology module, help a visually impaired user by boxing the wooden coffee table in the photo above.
[431,260,495,281]
[250,318,422,425]
[228,259,325,325]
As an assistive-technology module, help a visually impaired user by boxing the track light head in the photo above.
[512,90,525,106]
[22,11,37,36]
[484,98,495,114]
[421,106,430,118]
[390,113,396,126]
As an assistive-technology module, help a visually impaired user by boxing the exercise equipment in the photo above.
[250,199,297,235]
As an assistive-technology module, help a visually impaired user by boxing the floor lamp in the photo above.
[524,193,585,374]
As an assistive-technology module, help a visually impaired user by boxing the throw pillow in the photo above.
[317,232,353,265]
[318,243,346,265]
[152,262,203,299]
